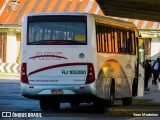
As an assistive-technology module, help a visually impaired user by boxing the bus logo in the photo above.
[79,53,85,59]
[29,52,67,60]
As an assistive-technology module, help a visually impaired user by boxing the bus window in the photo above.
[122,29,127,53]
[114,28,118,53]
[101,26,105,52]
[120,29,125,53]
[28,17,87,45]
[104,26,109,52]
[131,31,136,54]
[117,28,121,53]
[96,25,102,52]
[95,23,136,55]
[126,30,131,53]
[111,27,115,53]
[107,27,112,53]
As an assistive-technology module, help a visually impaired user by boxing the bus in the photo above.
[20,12,144,111]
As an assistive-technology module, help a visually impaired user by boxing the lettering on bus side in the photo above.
[29,52,67,60]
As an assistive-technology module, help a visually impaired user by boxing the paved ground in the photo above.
[104,79,160,119]
[0,73,20,80]
[0,73,160,120]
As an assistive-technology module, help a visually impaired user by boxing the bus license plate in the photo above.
[51,90,63,94]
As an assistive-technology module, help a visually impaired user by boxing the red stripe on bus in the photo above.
[29,55,67,59]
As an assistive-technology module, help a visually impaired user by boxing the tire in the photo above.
[93,98,105,112]
[51,100,60,111]
[40,99,50,110]
[132,78,138,97]
[122,97,133,106]
[106,81,115,107]
[70,101,80,107]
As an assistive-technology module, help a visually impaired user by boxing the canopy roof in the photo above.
[96,0,160,22]
[0,0,159,29]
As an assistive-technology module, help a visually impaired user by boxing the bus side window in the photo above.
[101,25,105,52]
[111,27,115,53]
[95,23,136,55]
[104,26,109,52]
[131,31,136,54]
[126,30,131,54]
[114,28,118,53]
[126,30,136,54]
[124,29,127,53]
[107,27,112,53]
[120,29,125,53]
[96,24,101,52]
[117,28,121,53]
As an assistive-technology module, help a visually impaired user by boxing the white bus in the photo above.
[20,12,144,111]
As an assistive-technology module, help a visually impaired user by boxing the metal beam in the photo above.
[96,0,160,21]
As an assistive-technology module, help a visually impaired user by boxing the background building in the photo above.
[0,0,160,73]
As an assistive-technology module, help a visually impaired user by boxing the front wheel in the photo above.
[93,98,105,112]
[51,100,60,111]
[40,99,50,110]
[70,101,80,108]
[122,97,133,106]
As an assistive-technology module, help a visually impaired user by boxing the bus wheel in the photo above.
[51,100,60,111]
[106,81,115,107]
[40,99,50,110]
[70,101,80,107]
[122,97,133,106]
[93,98,105,112]
[132,78,138,97]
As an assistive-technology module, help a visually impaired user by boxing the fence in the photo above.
[0,62,20,74]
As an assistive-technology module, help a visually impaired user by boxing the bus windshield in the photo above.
[28,21,87,45]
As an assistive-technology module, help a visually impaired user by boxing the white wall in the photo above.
[6,31,17,63]
[151,37,160,61]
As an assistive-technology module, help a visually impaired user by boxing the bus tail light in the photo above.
[21,63,29,84]
[85,63,95,84]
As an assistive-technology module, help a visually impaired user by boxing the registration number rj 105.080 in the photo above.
[62,70,87,75]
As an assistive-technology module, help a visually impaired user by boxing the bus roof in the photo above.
[23,12,138,31]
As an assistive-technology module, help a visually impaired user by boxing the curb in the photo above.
[0,73,20,80]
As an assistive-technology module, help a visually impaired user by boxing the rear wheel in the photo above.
[132,78,138,97]
[106,81,115,107]
[51,100,60,111]
[122,97,133,106]
[93,98,105,112]
[40,99,50,110]
[70,101,80,108]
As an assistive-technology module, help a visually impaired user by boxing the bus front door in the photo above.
[137,38,145,96]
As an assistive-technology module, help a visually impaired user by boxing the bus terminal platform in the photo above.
[105,80,160,117]
[0,73,160,117]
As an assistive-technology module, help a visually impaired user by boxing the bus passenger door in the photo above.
[136,38,145,96]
